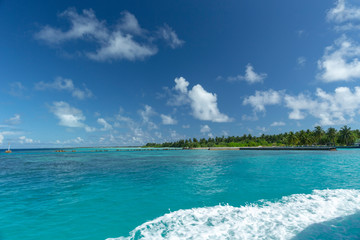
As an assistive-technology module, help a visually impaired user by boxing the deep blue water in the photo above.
[1,148,360,239]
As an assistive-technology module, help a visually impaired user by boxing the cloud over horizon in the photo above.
[50,101,95,132]
[244,86,360,126]
[169,77,233,123]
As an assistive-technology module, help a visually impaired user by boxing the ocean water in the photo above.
[1,148,360,239]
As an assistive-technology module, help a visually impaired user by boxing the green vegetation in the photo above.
[145,125,360,148]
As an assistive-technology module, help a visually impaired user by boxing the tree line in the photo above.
[145,125,360,148]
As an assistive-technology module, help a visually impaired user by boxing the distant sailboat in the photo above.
[5,143,11,153]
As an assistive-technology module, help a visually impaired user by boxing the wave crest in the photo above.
[107,189,360,240]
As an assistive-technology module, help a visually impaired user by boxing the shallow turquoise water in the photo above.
[1,149,360,239]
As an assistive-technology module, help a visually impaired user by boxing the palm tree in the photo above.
[339,125,355,146]
[286,131,298,146]
[326,127,337,146]
[313,126,325,145]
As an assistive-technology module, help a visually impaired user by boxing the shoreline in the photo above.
[188,146,337,151]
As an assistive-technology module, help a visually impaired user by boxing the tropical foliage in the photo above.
[145,125,360,148]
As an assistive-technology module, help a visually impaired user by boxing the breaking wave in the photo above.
[107,189,360,240]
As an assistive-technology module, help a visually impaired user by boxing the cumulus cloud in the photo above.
[5,114,21,125]
[35,8,182,61]
[270,121,286,127]
[50,101,95,131]
[158,24,184,49]
[317,36,360,82]
[19,136,34,144]
[0,134,3,144]
[161,114,177,125]
[243,89,283,112]
[284,86,360,125]
[174,77,189,94]
[284,93,314,120]
[227,64,267,84]
[167,77,191,106]
[168,77,232,122]
[188,84,232,122]
[97,118,113,131]
[200,125,211,133]
[327,0,360,24]
[35,77,93,100]
[245,86,360,126]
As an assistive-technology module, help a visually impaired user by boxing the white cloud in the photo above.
[35,8,108,44]
[170,130,178,138]
[85,126,96,132]
[297,57,306,67]
[117,11,144,36]
[327,0,360,24]
[297,30,305,37]
[317,36,360,82]
[182,124,190,129]
[200,125,211,133]
[5,114,21,125]
[256,126,267,132]
[138,105,157,129]
[244,86,360,126]
[56,137,85,145]
[115,111,136,128]
[168,77,232,122]
[228,64,267,84]
[242,113,259,121]
[188,84,232,122]
[174,77,189,94]
[35,77,93,100]
[0,134,3,144]
[161,114,177,125]
[19,136,34,144]
[9,82,26,97]
[50,101,95,131]
[139,105,155,123]
[74,137,84,143]
[284,93,313,120]
[35,8,181,62]
[167,77,190,106]
[97,118,113,131]
[243,89,283,112]
[158,24,184,49]
[86,31,158,61]
[0,131,24,136]
[284,86,360,125]
[271,121,286,127]
[50,101,85,127]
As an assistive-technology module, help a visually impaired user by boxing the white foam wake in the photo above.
[107,189,360,240]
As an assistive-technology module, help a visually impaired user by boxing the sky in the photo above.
[2,0,360,148]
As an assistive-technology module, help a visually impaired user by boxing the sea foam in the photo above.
[108,189,360,240]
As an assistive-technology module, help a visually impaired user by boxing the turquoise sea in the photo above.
[1,148,360,239]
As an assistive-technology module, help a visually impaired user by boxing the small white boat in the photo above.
[5,143,11,153]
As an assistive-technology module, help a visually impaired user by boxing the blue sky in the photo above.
[2,0,360,147]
